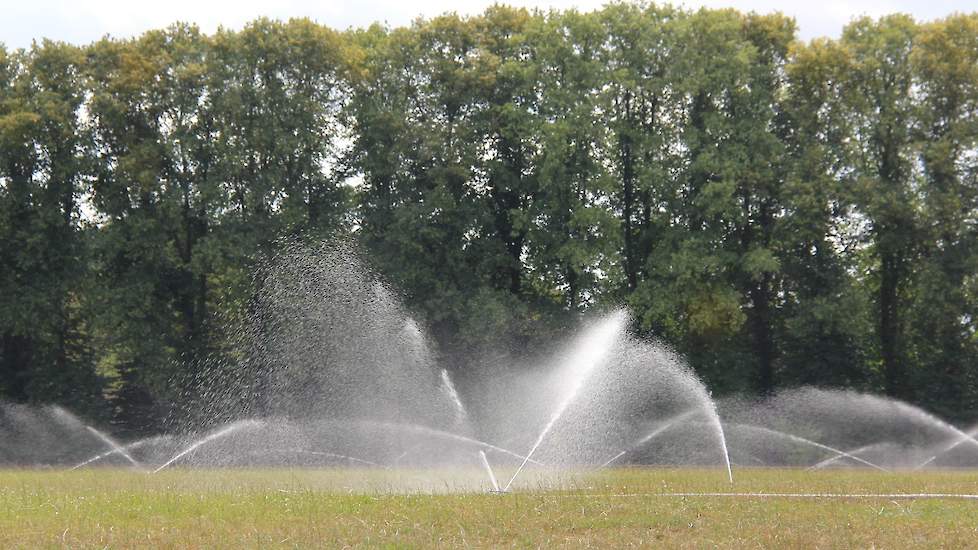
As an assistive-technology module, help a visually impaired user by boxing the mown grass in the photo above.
[1,467,976,548]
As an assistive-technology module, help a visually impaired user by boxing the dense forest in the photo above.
[1,4,977,433]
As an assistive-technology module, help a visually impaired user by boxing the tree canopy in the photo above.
[1,6,977,432]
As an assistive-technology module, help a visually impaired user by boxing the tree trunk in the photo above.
[750,276,775,394]
[743,194,776,394]
[490,130,527,296]
[619,92,637,291]
[880,251,904,398]
[0,332,33,401]
[566,266,579,310]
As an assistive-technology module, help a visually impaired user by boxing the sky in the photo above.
[2,0,977,50]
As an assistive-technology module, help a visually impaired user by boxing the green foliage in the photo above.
[0,41,103,417]
[1,6,977,426]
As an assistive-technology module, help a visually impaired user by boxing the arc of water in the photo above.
[725,422,889,472]
[71,448,126,471]
[274,449,382,467]
[862,398,978,469]
[355,420,545,466]
[85,426,141,468]
[704,401,734,483]
[441,369,468,426]
[394,451,409,464]
[914,425,978,470]
[71,436,162,470]
[503,311,626,492]
[599,409,701,469]
[478,451,501,492]
[599,451,628,470]
[153,420,262,473]
[806,442,886,471]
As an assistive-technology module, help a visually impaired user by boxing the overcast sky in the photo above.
[3,0,977,50]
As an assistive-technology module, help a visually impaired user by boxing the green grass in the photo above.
[1,467,977,548]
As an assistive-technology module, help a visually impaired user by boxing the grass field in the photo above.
[1,467,976,548]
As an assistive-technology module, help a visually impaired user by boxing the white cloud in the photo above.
[2,0,976,50]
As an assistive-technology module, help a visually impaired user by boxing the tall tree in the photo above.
[780,37,874,388]
[347,17,495,346]
[629,9,760,391]
[0,41,102,411]
[908,14,978,417]
[598,3,680,295]
[86,26,219,431]
[731,14,796,393]
[836,16,920,399]
[210,18,351,238]
[527,9,618,310]
[472,7,541,297]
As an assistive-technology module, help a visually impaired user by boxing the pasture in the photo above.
[1,468,976,547]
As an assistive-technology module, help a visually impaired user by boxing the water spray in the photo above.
[153,420,261,473]
[503,311,626,491]
[84,426,142,469]
[726,423,890,472]
[599,409,700,468]
[478,451,502,492]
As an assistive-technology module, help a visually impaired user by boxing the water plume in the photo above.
[84,426,141,468]
[154,420,263,473]
[71,436,166,470]
[441,369,468,426]
[915,425,978,469]
[807,442,887,471]
[478,451,501,492]
[6,239,975,491]
[725,423,889,472]
[503,310,626,491]
[600,409,701,468]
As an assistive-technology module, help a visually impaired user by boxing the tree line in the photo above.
[1,4,976,433]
